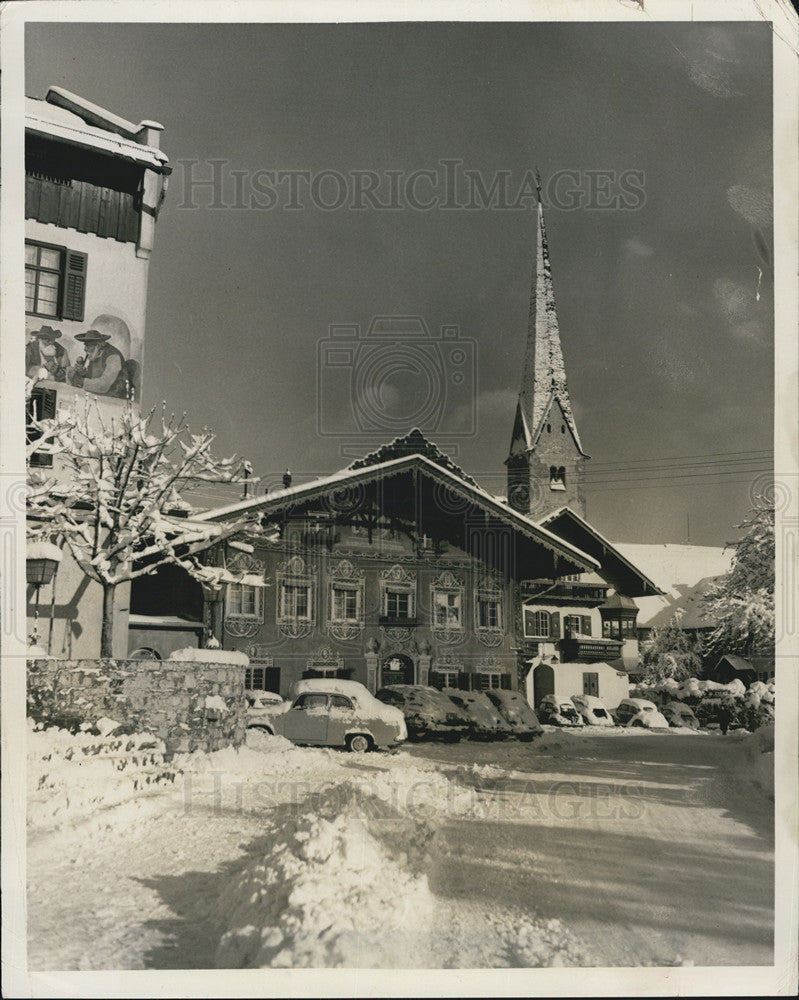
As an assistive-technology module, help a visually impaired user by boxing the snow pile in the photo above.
[214,788,435,968]
[27,720,175,830]
[168,647,249,665]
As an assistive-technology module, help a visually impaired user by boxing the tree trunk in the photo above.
[100,583,116,658]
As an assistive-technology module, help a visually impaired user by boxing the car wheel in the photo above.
[249,724,275,735]
[346,733,371,754]
[632,719,645,728]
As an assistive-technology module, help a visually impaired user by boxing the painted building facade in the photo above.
[26,87,170,658]
[190,440,604,698]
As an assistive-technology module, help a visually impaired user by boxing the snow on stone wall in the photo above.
[27,656,247,755]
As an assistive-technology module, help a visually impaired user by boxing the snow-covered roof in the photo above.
[347,429,478,487]
[611,543,733,628]
[195,453,601,573]
[537,506,663,598]
[25,92,169,172]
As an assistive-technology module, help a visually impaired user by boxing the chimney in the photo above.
[282,469,292,489]
[136,120,165,150]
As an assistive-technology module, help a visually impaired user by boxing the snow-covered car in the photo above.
[537,695,584,727]
[442,689,513,741]
[484,689,543,741]
[614,698,669,730]
[375,685,471,741]
[571,694,615,728]
[250,678,407,752]
[245,689,285,728]
[661,701,700,730]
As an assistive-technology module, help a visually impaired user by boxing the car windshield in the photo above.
[642,705,654,711]
[594,709,608,718]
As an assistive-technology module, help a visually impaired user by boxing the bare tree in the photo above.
[27,395,262,656]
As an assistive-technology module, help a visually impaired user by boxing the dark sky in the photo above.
[26,21,774,545]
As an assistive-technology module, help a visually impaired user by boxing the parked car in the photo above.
[614,697,670,730]
[249,678,407,752]
[245,689,285,728]
[571,694,615,728]
[442,689,513,740]
[661,701,700,730]
[537,695,584,727]
[375,685,471,741]
[484,689,543,741]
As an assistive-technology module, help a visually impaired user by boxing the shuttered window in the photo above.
[27,386,57,468]
[25,241,87,321]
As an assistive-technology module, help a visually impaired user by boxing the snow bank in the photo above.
[214,787,435,968]
[27,720,176,830]
[168,647,249,665]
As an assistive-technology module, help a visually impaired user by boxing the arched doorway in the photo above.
[381,653,415,685]
[532,662,555,709]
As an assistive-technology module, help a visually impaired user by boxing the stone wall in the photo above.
[27,657,247,755]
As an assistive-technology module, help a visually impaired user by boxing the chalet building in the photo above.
[25,87,171,657]
[187,436,606,697]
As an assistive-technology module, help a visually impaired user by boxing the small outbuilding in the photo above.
[528,659,630,712]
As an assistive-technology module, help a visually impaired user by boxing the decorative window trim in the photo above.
[474,578,504,646]
[277,554,316,639]
[430,570,465,644]
[305,644,345,676]
[380,564,417,621]
[223,550,266,634]
[327,559,365,640]
[245,658,275,690]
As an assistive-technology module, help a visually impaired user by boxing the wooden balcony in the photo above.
[559,637,623,662]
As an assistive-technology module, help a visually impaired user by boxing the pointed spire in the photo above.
[515,173,586,456]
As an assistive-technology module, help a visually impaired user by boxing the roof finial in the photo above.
[534,167,543,203]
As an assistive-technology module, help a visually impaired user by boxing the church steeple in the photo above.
[506,175,589,519]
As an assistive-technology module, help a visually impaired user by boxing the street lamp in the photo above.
[27,541,62,654]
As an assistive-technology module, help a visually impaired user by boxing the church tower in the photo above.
[505,178,589,519]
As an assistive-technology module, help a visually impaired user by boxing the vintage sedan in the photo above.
[248,678,407,752]
[442,689,513,741]
[375,685,471,741]
[661,701,700,730]
[614,697,670,730]
[537,694,584,727]
[571,694,616,728]
[484,689,543,741]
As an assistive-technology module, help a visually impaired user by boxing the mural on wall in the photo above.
[26,313,141,400]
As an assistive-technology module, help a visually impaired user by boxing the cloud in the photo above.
[713,276,752,324]
[683,27,743,98]
[731,320,768,346]
[623,237,654,257]
[726,185,773,229]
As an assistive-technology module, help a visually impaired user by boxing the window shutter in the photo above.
[581,615,592,637]
[458,670,470,691]
[550,612,561,639]
[500,673,511,690]
[61,250,87,321]
[40,387,57,419]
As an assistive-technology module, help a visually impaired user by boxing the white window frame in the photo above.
[331,584,360,622]
[432,589,463,628]
[280,581,314,621]
[226,582,263,619]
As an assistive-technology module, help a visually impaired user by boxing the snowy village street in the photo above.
[26,726,774,971]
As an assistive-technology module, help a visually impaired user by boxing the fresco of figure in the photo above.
[26,326,70,382]
[67,329,130,398]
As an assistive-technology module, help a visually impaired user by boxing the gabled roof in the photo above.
[196,453,601,574]
[537,506,663,598]
[512,191,586,457]
[25,91,169,172]
[347,429,478,487]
